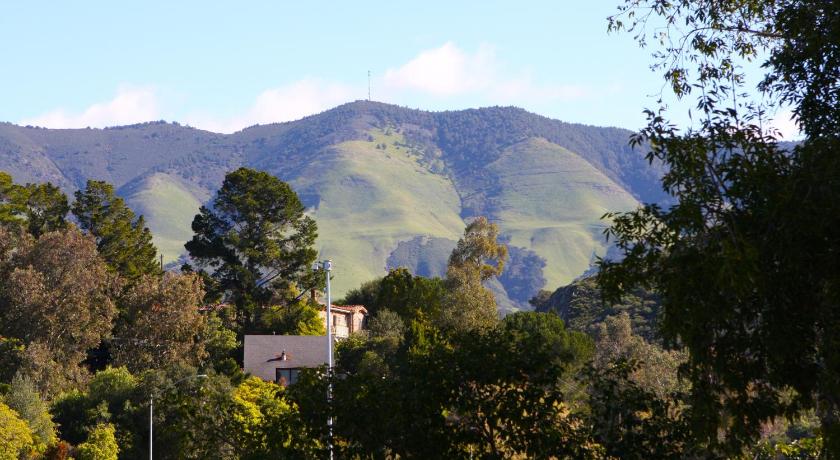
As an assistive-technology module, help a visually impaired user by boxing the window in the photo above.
[276,368,301,386]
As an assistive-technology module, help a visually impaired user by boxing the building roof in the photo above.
[243,335,329,374]
[318,304,368,314]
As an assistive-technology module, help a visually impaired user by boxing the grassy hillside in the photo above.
[120,173,204,263]
[0,101,663,306]
[288,129,466,294]
[485,138,638,285]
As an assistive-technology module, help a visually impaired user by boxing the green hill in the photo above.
[0,101,666,308]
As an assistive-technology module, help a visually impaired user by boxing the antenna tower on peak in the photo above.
[367,70,371,101]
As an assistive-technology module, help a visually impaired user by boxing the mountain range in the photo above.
[0,101,666,309]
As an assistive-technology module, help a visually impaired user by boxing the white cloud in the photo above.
[17,43,594,133]
[19,85,160,128]
[382,42,588,103]
[383,42,495,95]
[186,79,357,133]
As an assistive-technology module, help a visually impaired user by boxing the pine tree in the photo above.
[72,180,159,280]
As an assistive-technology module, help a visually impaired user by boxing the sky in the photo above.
[0,1,798,136]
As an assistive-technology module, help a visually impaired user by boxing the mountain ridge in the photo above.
[0,101,665,307]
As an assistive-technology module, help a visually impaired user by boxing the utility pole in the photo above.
[367,70,371,101]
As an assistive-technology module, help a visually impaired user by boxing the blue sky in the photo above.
[0,1,796,135]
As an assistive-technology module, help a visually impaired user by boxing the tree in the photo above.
[111,273,207,373]
[200,313,239,373]
[3,374,56,450]
[19,182,69,238]
[367,309,406,343]
[369,268,446,322]
[586,360,695,459]
[0,401,34,460]
[51,367,139,451]
[592,314,686,400]
[76,423,119,460]
[0,172,68,237]
[601,0,840,455]
[185,168,318,332]
[0,227,117,395]
[260,302,325,336]
[440,217,508,333]
[167,375,317,459]
[72,180,159,280]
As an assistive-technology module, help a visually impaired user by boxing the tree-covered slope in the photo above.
[0,101,663,306]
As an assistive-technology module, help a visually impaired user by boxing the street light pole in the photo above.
[149,374,207,460]
[314,259,334,460]
[324,260,335,460]
[324,259,333,371]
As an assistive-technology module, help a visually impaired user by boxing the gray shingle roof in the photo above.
[243,335,329,381]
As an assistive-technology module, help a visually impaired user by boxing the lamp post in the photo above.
[149,374,207,460]
[313,259,334,460]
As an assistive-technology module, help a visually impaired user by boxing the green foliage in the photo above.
[185,167,318,332]
[72,179,159,280]
[535,276,662,342]
[0,338,24,385]
[447,216,507,281]
[603,0,840,455]
[260,302,326,336]
[76,423,119,460]
[51,367,141,449]
[750,436,823,460]
[440,217,507,333]
[3,374,56,449]
[51,390,95,445]
[592,314,686,399]
[0,171,68,237]
[338,277,380,307]
[587,359,695,459]
[87,367,138,412]
[0,400,34,460]
[166,375,318,459]
[292,310,601,458]
[200,312,239,370]
[0,227,117,395]
[111,273,207,372]
[367,309,406,343]
[370,268,445,322]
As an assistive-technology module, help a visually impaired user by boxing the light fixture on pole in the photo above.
[149,374,207,460]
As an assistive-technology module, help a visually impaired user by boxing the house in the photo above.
[243,303,368,385]
[318,304,367,339]
[244,335,328,385]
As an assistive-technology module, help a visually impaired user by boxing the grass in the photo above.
[119,135,638,298]
[122,173,203,264]
[289,129,466,296]
[485,138,639,286]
